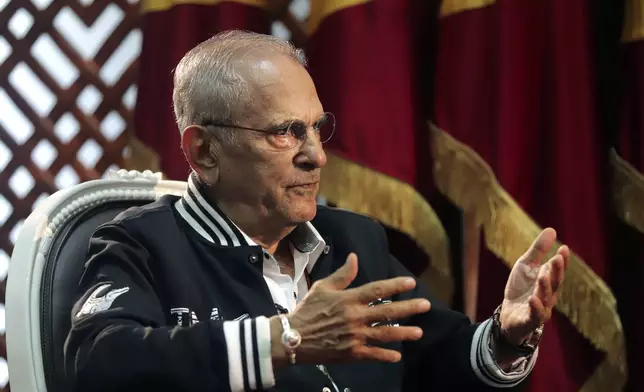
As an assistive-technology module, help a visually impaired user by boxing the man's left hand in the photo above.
[499,228,570,345]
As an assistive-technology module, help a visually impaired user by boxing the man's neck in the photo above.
[215,200,295,254]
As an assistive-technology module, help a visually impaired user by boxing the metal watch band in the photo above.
[279,314,302,365]
[492,305,543,356]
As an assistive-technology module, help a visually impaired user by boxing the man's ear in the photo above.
[181,125,219,182]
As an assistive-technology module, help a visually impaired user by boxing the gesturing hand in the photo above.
[270,253,430,367]
[500,228,570,345]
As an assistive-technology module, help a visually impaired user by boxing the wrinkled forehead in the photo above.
[245,55,324,124]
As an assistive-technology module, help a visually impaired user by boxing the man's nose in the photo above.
[295,131,327,169]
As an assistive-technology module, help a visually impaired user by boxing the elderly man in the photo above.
[65,31,569,392]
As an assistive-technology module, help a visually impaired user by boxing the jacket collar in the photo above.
[174,174,250,247]
[174,174,326,258]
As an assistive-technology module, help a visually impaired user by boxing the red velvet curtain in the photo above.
[307,0,432,187]
[434,1,607,390]
[306,0,443,278]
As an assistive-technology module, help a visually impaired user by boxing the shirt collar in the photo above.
[175,174,326,255]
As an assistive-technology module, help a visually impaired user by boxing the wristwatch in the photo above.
[492,305,543,356]
[279,314,302,365]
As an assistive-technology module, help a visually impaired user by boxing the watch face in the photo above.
[282,329,302,349]
[524,327,543,349]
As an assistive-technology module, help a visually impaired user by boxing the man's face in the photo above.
[212,55,327,225]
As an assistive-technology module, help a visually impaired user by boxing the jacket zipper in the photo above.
[317,364,340,392]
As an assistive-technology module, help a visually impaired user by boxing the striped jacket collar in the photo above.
[174,174,326,254]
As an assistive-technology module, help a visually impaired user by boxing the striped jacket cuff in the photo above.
[223,316,275,391]
[470,318,538,388]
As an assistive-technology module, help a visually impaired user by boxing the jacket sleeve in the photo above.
[64,223,275,392]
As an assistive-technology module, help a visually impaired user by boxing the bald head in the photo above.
[172,30,307,133]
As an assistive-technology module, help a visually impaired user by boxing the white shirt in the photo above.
[233,221,327,313]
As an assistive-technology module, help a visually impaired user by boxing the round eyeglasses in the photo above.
[203,112,335,151]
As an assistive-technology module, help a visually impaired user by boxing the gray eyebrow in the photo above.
[269,113,328,129]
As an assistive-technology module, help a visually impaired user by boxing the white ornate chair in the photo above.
[5,170,187,392]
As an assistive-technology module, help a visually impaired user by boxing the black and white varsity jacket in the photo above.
[65,183,537,392]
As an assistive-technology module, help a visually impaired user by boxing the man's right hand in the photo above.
[270,253,430,368]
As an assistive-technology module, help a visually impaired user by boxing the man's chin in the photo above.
[283,198,318,223]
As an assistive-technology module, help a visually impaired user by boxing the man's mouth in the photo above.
[289,181,319,189]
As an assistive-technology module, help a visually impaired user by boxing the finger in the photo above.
[548,255,565,293]
[349,277,417,304]
[557,245,570,270]
[534,267,554,308]
[361,326,423,343]
[518,228,557,267]
[362,299,431,324]
[322,253,359,290]
[351,345,402,363]
[528,295,549,325]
